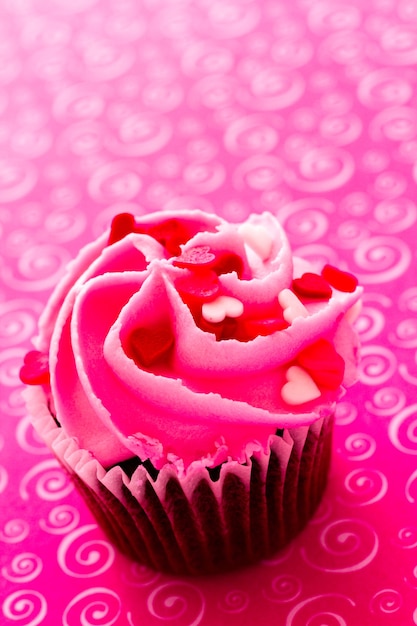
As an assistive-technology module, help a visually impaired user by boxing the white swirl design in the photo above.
[44,209,87,242]
[0,519,30,544]
[370,106,417,142]
[106,112,172,157]
[2,244,72,292]
[286,593,356,626]
[15,416,50,455]
[19,459,74,501]
[278,198,334,244]
[1,552,43,583]
[365,386,406,417]
[239,66,305,111]
[301,519,379,573]
[343,433,377,461]
[0,157,37,202]
[389,318,417,349]
[0,464,8,493]
[2,590,47,626]
[334,402,358,426]
[217,589,250,613]
[285,147,355,193]
[63,588,121,626]
[358,345,398,386]
[263,574,302,604]
[373,171,407,199]
[354,305,385,342]
[122,562,161,588]
[394,527,417,550]
[0,347,27,387]
[358,69,413,109]
[340,469,388,506]
[58,525,115,578]
[224,115,279,155]
[147,582,205,626]
[233,155,284,191]
[0,299,41,347]
[354,236,411,284]
[370,589,403,615]
[388,404,417,455]
[405,469,417,503]
[39,504,80,535]
[373,197,417,233]
[87,160,147,203]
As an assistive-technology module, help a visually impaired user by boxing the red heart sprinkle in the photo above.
[108,213,137,245]
[297,339,345,390]
[20,351,50,385]
[240,317,289,341]
[321,264,358,293]
[174,246,217,269]
[128,324,175,368]
[292,273,332,300]
[176,270,220,305]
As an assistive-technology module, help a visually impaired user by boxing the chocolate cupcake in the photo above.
[20,210,361,574]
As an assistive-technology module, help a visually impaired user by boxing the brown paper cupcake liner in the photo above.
[25,386,333,575]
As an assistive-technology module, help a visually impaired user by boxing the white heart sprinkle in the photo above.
[238,223,273,261]
[202,295,244,324]
[278,288,309,323]
[281,365,321,405]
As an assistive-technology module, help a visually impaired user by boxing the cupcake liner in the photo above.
[25,386,333,575]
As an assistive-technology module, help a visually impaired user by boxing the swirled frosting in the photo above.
[23,210,362,471]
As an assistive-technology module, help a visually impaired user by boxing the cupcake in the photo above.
[20,210,361,574]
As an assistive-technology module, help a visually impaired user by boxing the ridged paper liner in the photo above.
[25,386,333,575]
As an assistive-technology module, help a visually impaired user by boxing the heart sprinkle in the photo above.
[322,264,358,293]
[108,213,137,245]
[278,289,309,323]
[297,339,345,390]
[176,270,220,307]
[292,272,332,300]
[202,295,244,324]
[128,324,175,368]
[19,351,50,385]
[174,246,216,270]
[281,365,321,405]
[174,247,244,278]
[238,223,273,261]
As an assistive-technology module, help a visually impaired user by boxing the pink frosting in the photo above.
[33,210,362,470]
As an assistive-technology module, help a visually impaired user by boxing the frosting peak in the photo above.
[21,210,361,470]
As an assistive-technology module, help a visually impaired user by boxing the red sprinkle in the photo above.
[240,316,289,341]
[108,213,137,245]
[20,351,50,385]
[321,264,358,293]
[297,339,345,390]
[128,324,175,368]
[292,272,332,300]
[176,270,220,306]
[174,246,216,270]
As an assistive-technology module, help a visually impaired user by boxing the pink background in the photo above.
[1,0,417,624]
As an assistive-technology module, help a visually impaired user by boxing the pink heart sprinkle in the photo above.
[20,351,50,385]
[281,365,321,406]
[174,245,216,269]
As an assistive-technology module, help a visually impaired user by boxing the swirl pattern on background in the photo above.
[1,0,416,624]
